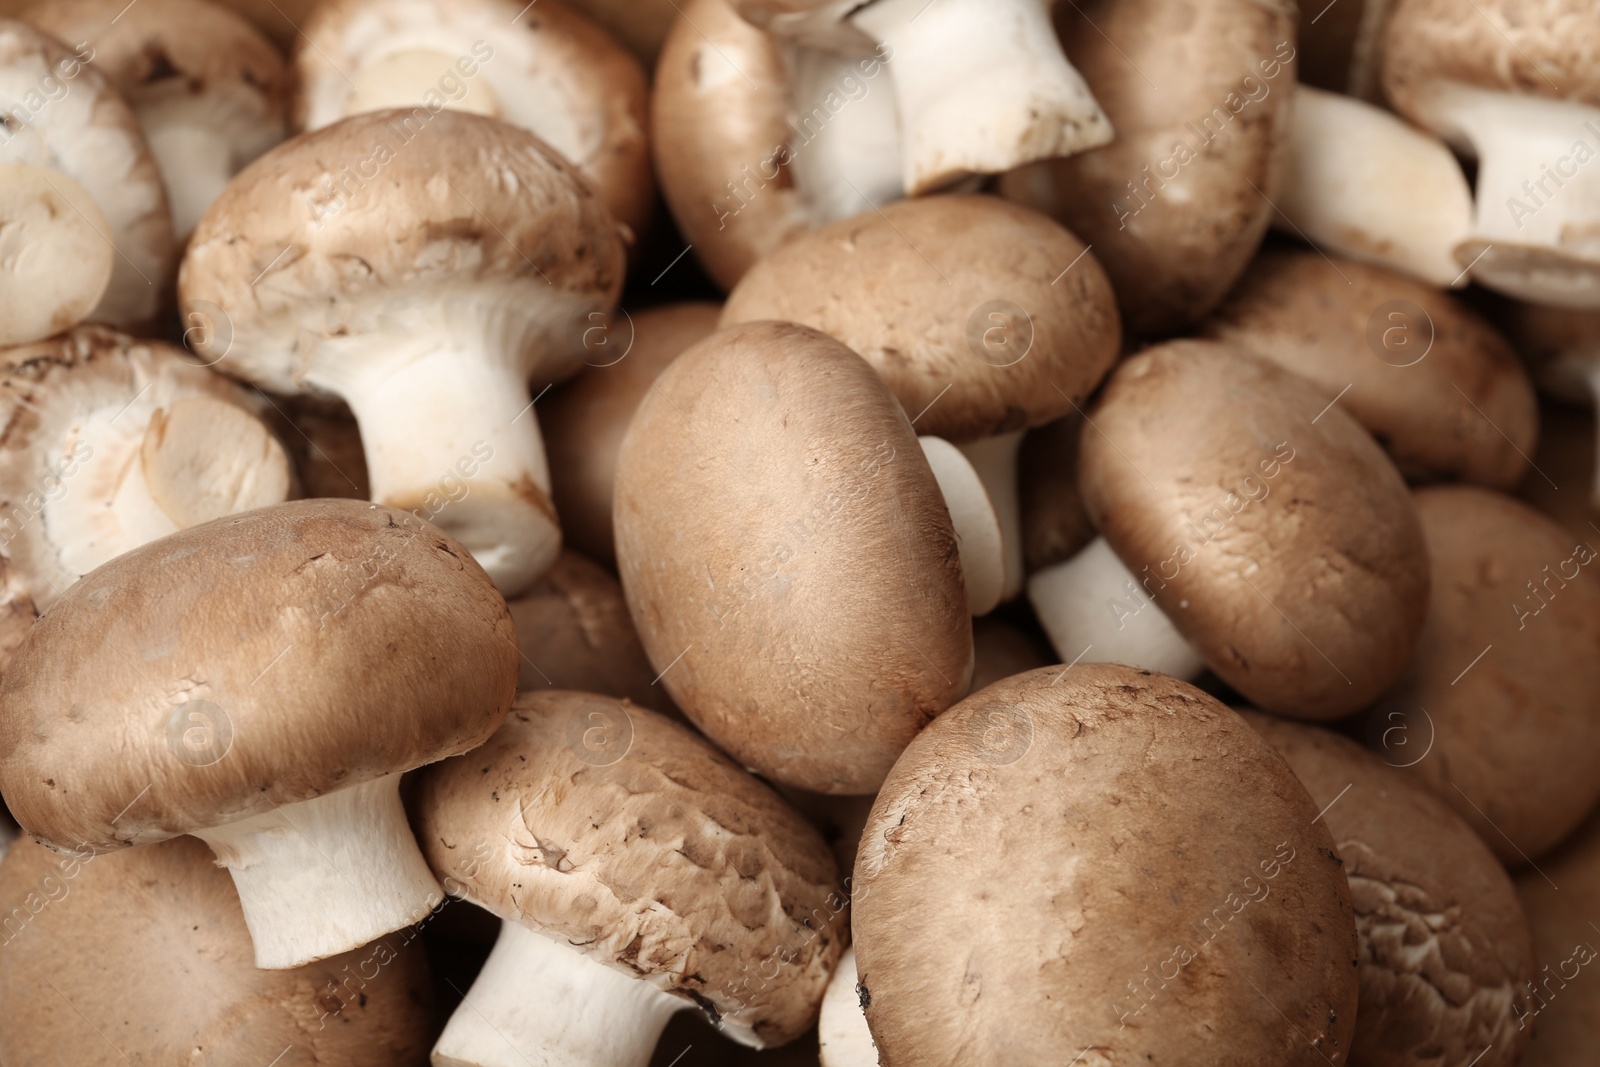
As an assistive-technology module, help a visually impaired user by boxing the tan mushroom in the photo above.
[413,690,846,1065]
[209,0,319,49]
[1370,486,1600,864]
[1201,249,1539,488]
[0,18,174,329]
[852,664,1360,1065]
[180,108,626,596]
[29,0,289,242]
[998,0,1296,336]
[1079,339,1429,719]
[1246,712,1536,1067]
[0,325,292,672]
[1514,809,1600,1062]
[0,835,435,1065]
[294,0,653,241]
[614,321,972,794]
[542,301,720,565]
[0,162,112,345]
[0,499,519,969]
[561,0,678,68]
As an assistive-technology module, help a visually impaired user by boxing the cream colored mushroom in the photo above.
[0,162,112,345]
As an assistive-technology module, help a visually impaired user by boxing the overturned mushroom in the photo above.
[0,162,112,345]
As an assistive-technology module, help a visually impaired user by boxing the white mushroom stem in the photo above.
[309,321,563,597]
[847,0,1112,194]
[1426,86,1600,308]
[190,772,443,970]
[1027,536,1205,679]
[819,948,878,1067]
[785,46,904,222]
[956,431,1025,601]
[139,93,284,242]
[432,919,685,1067]
[919,436,1004,616]
[0,163,112,347]
[1274,85,1474,288]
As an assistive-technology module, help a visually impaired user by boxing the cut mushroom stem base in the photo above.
[432,919,684,1067]
[848,0,1112,193]
[191,771,444,970]
[919,437,1005,616]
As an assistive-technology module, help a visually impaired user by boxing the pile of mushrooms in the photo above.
[0,0,1596,1064]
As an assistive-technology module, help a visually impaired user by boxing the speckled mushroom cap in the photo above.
[615,321,971,794]
[414,691,846,1047]
[0,835,435,1065]
[0,19,174,328]
[0,325,289,668]
[1373,486,1600,864]
[1515,809,1600,1064]
[0,498,518,850]
[721,195,1121,443]
[1201,250,1539,488]
[1245,712,1535,1067]
[852,664,1360,1066]
[1079,339,1429,720]
[507,550,676,716]
[543,302,721,565]
[293,0,652,240]
[999,0,1295,337]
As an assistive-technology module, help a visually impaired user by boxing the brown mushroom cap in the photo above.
[1245,712,1535,1067]
[0,498,517,850]
[543,302,721,565]
[1372,485,1600,863]
[1514,808,1600,1063]
[507,549,676,716]
[998,0,1296,337]
[0,835,434,1065]
[852,664,1359,1065]
[414,691,845,1046]
[1201,249,1539,488]
[721,195,1121,443]
[1018,411,1095,574]
[1079,339,1429,720]
[614,321,971,794]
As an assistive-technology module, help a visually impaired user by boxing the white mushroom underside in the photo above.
[0,163,112,346]
[1027,536,1205,679]
[919,436,1004,616]
[190,772,444,970]
[785,45,904,223]
[818,948,878,1067]
[432,918,685,1067]
[139,88,283,241]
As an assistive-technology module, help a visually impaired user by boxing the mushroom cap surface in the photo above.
[1515,808,1600,1064]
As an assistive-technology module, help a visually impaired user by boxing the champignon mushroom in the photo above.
[614,321,972,794]
[28,0,288,242]
[1269,84,1475,289]
[1245,712,1536,1067]
[0,325,292,671]
[507,549,676,716]
[0,162,112,345]
[413,690,846,1066]
[819,948,875,1067]
[0,498,519,968]
[1201,249,1539,488]
[998,0,1296,336]
[1383,0,1600,306]
[1369,486,1600,864]
[653,0,903,292]
[0,835,436,1065]
[1514,809,1600,1062]
[0,18,175,329]
[727,0,1111,194]
[852,664,1360,1064]
[542,301,720,565]
[1079,339,1429,719]
[179,108,627,596]
[294,0,653,242]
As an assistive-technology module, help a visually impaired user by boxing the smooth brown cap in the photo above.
[721,195,1121,443]
[1202,250,1539,488]
[1372,485,1600,863]
[853,664,1359,1066]
[999,0,1296,337]
[508,549,677,716]
[1018,411,1096,573]
[543,302,721,565]
[614,321,972,794]
[1515,808,1600,1063]
[0,835,435,1065]
[414,690,845,1046]
[1246,712,1535,1067]
[1079,339,1429,719]
[0,498,518,850]
[179,108,625,394]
